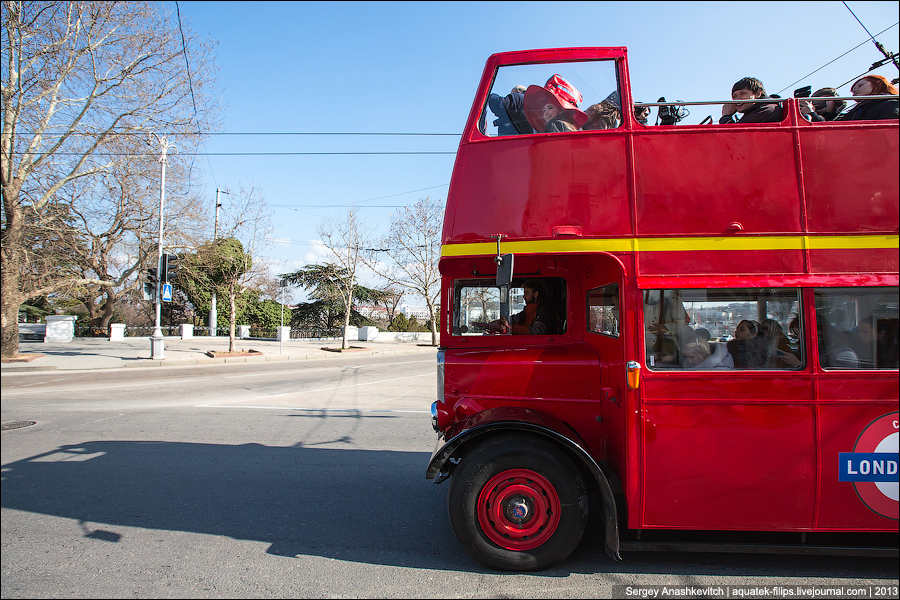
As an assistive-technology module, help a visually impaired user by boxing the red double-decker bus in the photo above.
[426,47,899,571]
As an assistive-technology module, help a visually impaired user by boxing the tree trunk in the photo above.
[229,286,236,353]
[98,289,118,333]
[426,299,438,346]
[1,294,22,358]
[341,289,354,350]
[1,216,24,358]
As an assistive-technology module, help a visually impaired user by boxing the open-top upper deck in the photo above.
[441,47,899,280]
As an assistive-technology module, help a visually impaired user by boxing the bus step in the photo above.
[620,541,898,558]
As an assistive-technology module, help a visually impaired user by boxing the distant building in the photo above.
[399,305,433,321]
[357,305,389,320]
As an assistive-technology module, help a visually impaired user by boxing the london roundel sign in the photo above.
[839,412,899,520]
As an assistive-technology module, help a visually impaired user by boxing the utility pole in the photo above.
[209,188,227,336]
[280,280,285,355]
[150,133,176,359]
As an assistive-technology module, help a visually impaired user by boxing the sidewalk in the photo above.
[1,336,439,373]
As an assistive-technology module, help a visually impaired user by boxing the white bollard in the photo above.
[44,315,76,343]
[276,326,291,341]
[237,325,250,339]
[358,326,379,341]
[109,323,126,341]
[180,324,194,339]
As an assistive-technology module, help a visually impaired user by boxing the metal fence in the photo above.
[125,326,180,337]
[248,327,276,338]
[74,324,109,337]
[67,323,343,340]
[290,328,341,340]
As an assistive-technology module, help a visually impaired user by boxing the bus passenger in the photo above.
[727,319,767,368]
[523,74,589,133]
[680,337,711,368]
[583,100,621,130]
[692,338,735,369]
[719,77,784,124]
[804,87,846,122]
[760,318,801,368]
[634,103,651,125]
[487,85,534,136]
[836,75,899,121]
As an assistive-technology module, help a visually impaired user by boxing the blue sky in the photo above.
[177,1,898,304]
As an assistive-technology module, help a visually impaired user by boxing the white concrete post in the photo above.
[237,325,250,339]
[109,323,126,341]
[180,324,194,339]
[277,326,291,341]
[44,315,76,343]
[359,326,378,341]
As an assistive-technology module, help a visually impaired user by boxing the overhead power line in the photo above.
[268,184,450,210]
[13,131,462,137]
[775,20,899,95]
[12,151,457,156]
[174,1,198,117]
[842,1,900,72]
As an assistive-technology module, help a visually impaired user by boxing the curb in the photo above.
[2,345,437,374]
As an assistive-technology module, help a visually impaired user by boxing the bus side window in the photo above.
[644,288,804,371]
[814,287,899,370]
[587,284,619,337]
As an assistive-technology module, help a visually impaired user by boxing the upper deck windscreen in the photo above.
[480,60,620,136]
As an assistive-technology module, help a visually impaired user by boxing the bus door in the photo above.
[638,286,817,531]
[583,255,629,474]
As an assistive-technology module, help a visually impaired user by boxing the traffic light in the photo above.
[142,268,158,301]
[161,253,179,283]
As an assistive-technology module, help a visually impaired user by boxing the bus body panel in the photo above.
[434,47,899,562]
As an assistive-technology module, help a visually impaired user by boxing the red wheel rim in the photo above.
[476,468,561,551]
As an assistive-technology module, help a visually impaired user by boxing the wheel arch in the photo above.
[428,419,622,560]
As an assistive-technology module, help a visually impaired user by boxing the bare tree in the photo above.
[364,197,443,345]
[377,284,405,329]
[320,209,364,350]
[67,137,207,332]
[1,1,216,357]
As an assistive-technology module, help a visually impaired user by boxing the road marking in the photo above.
[10,376,68,388]
[261,372,432,398]
[196,405,429,413]
[219,359,434,380]
[2,377,198,396]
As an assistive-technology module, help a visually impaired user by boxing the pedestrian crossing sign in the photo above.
[161,283,173,302]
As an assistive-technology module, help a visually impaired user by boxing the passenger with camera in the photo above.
[800,87,846,122]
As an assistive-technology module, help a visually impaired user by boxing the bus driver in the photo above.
[478,280,557,335]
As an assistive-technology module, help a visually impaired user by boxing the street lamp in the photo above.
[280,279,288,354]
[209,188,230,337]
[149,133,176,359]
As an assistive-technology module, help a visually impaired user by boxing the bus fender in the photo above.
[426,409,622,560]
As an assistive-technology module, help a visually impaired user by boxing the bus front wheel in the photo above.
[448,436,588,571]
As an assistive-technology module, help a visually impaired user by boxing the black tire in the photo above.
[448,434,588,571]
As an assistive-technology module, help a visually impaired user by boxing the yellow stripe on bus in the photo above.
[440,235,899,257]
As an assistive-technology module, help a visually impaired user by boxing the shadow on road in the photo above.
[2,439,897,579]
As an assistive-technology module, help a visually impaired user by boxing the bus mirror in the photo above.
[496,253,514,287]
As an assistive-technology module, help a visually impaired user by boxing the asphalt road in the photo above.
[2,356,897,598]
